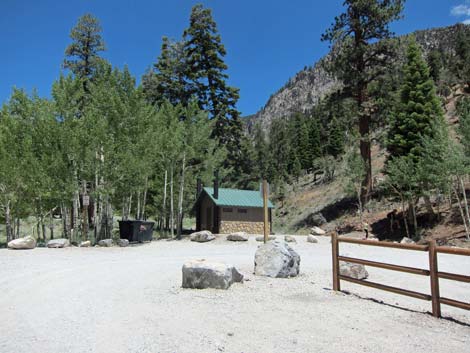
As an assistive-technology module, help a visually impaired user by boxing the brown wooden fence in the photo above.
[331,232,470,318]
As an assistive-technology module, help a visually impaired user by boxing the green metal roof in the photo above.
[202,187,274,208]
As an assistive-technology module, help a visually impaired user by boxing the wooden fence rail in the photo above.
[331,233,470,318]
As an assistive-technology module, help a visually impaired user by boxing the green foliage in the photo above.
[457,97,470,158]
[63,13,106,82]
[142,37,191,107]
[387,39,445,161]
[454,25,470,88]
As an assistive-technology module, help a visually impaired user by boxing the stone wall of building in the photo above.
[219,221,268,235]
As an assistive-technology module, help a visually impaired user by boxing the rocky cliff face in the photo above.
[246,24,467,133]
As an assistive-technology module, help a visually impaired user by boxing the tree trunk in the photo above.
[81,180,88,241]
[15,217,20,239]
[162,169,168,232]
[459,176,470,235]
[454,183,470,240]
[359,114,372,205]
[49,212,54,240]
[176,153,186,239]
[136,191,141,220]
[402,198,410,239]
[170,164,174,238]
[5,200,12,242]
[424,195,435,216]
[142,177,148,221]
[72,191,80,243]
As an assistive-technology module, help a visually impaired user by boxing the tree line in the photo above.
[0,5,242,243]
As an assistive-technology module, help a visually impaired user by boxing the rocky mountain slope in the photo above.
[246,24,467,132]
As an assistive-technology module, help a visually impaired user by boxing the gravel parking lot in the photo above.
[1,236,469,353]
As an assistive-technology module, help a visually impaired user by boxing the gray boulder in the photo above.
[254,241,300,278]
[79,240,91,247]
[227,232,248,242]
[47,238,70,248]
[310,213,327,226]
[400,237,415,244]
[307,234,318,243]
[255,235,276,242]
[182,260,244,289]
[98,239,113,247]
[117,239,129,247]
[190,230,215,243]
[284,235,297,243]
[340,262,369,280]
[7,236,36,250]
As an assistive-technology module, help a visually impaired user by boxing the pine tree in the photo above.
[308,117,322,166]
[142,37,191,107]
[454,25,470,89]
[326,117,345,158]
[183,4,240,141]
[63,13,106,96]
[387,39,445,161]
[322,0,404,203]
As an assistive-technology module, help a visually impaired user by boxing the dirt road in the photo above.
[0,236,469,353]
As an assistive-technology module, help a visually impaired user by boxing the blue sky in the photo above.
[1,0,469,116]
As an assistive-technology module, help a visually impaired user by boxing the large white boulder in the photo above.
[190,230,215,243]
[227,232,248,242]
[47,238,70,248]
[400,237,415,244]
[310,226,326,236]
[7,236,36,250]
[79,240,91,247]
[307,234,319,243]
[182,260,244,289]
[284,235,297,243]
[254,241,300,278]
[340,262,369,280]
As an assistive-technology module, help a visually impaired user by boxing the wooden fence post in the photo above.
[429,239,441,318]
[332,231,340,291]
[262,180,269,244]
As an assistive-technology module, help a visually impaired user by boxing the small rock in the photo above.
[284,235,297,243]
[310,226,326,236]
[400,237,415,244]
[255,235,276,242]
[307,234,318,243]
[7,236,36,250]
[310,213,327,226]
[254,241,300,278]
[182,260,243,289]
[47,238,70,248]
[79,240,91,247]
[190,230,215,243]
[340,262,368,280]
[98,239,113,247]
[227,232,248,241]
[117,239,129,247]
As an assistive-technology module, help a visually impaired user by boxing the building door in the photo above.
[206,207,212,232]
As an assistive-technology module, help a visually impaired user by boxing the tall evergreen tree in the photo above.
[142,37,192,107]
[387,39,444,160]
[183,4,245,183]
[63,13,106,97]
[322,0,404,204]
[326,117,345,158]
[183,4,240,137]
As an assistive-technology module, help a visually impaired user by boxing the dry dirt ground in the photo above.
[1,236,469,353]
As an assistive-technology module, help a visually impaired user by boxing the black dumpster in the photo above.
[118,220,155,243]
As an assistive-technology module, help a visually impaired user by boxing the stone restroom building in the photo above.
[194,185,274,234]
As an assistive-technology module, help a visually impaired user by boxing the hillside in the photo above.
[246,24,468,132]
